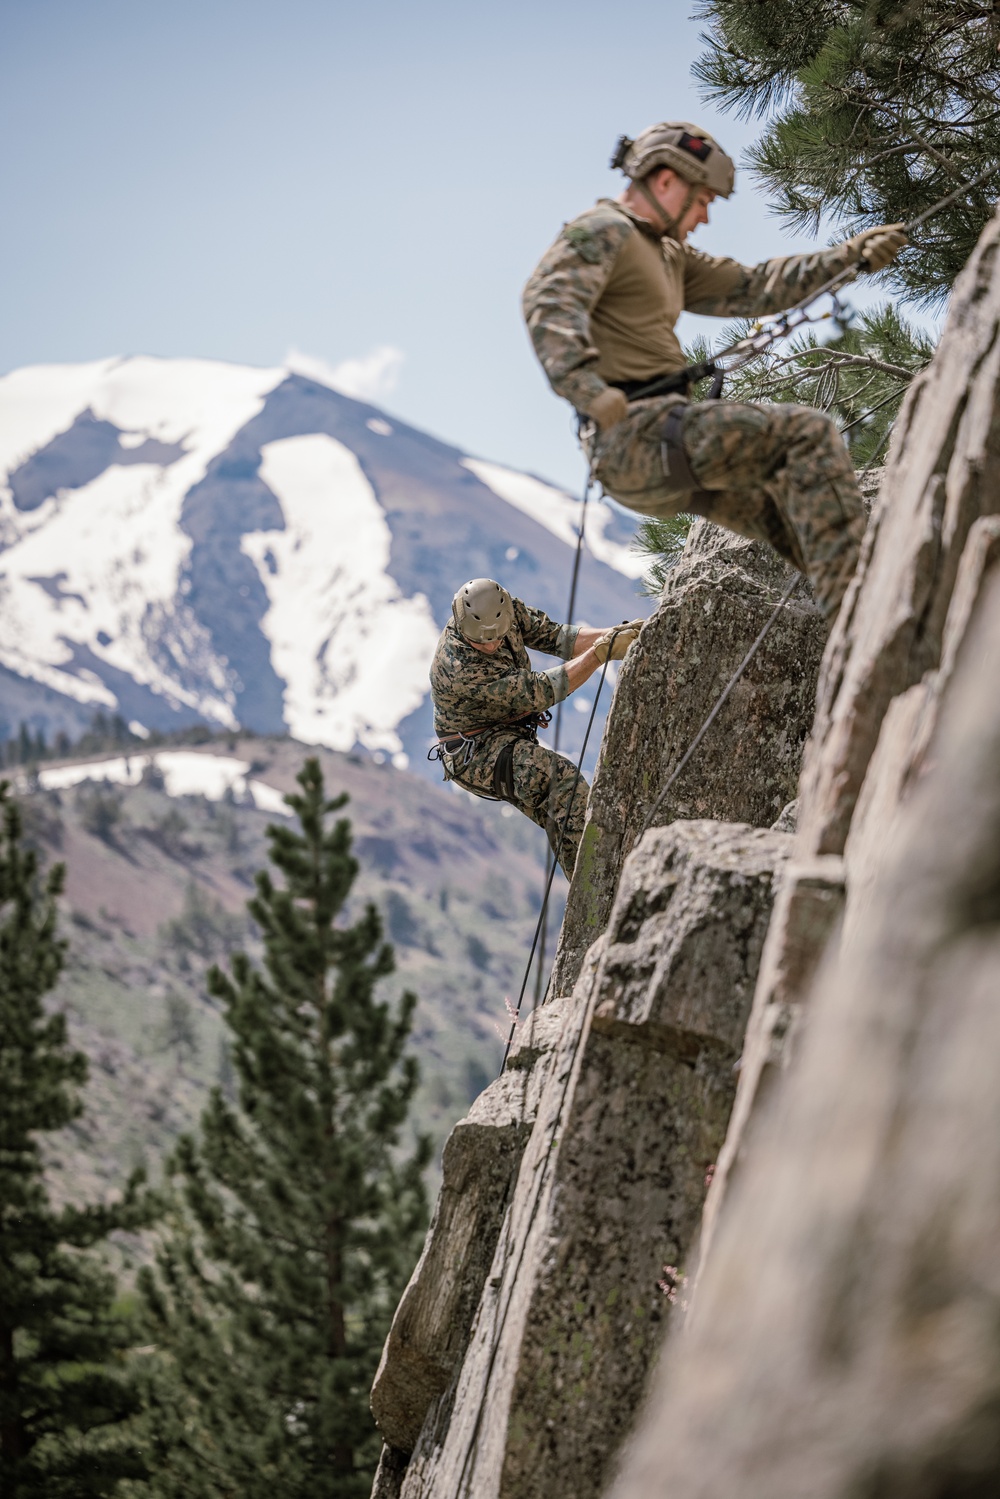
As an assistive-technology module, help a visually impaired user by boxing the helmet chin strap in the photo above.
[636,177,697,241]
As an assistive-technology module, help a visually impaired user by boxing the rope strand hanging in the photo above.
[533,463,593,1005]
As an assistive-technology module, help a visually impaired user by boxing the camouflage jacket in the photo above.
[522,198,862,414]
[430,598,578,737]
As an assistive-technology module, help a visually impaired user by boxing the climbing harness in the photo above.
[427,711,552,797]
[499,638,616,1073]
[532,453,594,1000]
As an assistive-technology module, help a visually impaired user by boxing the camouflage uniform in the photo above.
[429,598,587,879]
[523,199,867,616]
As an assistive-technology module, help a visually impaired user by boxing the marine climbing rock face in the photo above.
[452,579,515,644]
[429,594,588,879]
[612,122,736,199]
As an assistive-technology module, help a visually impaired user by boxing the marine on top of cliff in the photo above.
[522,120,907,620]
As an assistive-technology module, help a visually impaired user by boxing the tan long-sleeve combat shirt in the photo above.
[522,198,861,414]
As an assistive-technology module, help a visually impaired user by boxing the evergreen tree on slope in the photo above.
[137,759,429,1499]
[0,782,154,1497]
[695,0,1000,304]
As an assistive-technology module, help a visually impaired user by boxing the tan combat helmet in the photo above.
[611,122,736,198]
[452,579,515,643]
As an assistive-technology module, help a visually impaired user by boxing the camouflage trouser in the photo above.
[448,732,589,880]
[591,396,866,617]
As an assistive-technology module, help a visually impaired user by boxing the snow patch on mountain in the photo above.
[0,358,290,722]
[38,749,291,815]
[0,356,283,480]
[0,356,644,766]
[0,460,233,718]
[461,458,646,581]
[244,433,439,753]
[0,358,122,478]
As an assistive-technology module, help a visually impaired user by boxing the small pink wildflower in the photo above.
[658,1264,688,1308]
[493,996,520,1043]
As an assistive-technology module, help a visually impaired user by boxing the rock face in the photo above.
[383,821,789,1499]
[371,999,568,1456]
[801,206,1000,860]
[607,564,1000,1499]
[695,203,1000,1272]
[551,523,824,996]
[605,207,1000,1499]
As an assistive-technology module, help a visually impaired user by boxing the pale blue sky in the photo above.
[1,0,911,490]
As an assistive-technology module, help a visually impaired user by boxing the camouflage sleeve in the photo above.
[513,598,577,658]
[683,240,862,318]
[522,209,634,413]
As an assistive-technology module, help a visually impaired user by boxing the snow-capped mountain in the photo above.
[0,357,645,775]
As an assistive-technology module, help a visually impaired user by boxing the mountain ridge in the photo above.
[0,356,644,779]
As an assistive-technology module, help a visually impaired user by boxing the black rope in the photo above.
[500,636,615,1073]
[533,473,592,1004]
[839,383,908,435]
[457,936,601,1496]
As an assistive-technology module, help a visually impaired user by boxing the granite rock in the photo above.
[551,523,823,997]
[371,1000,568,1455]
[608,569,1000,1499]
[393,821,789,1499]
[798,203,1000,860]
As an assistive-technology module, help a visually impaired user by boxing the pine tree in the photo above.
[0,782,155,1496]
[137,758,429,1499]
[695,0,1000,304]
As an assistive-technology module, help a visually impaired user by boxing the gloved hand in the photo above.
[587,386,629,432]
[847,222,908,272]
[593,625,639,663]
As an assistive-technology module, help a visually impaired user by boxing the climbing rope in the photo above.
[500,631,616,1073]
[459,918,601,1496]
[627,166,998,405]
[533,467,592,1004]
[638,573,801,837]
[636,405,900,838]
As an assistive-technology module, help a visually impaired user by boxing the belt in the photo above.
[607,370,693,402]
[608,357,726,404]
